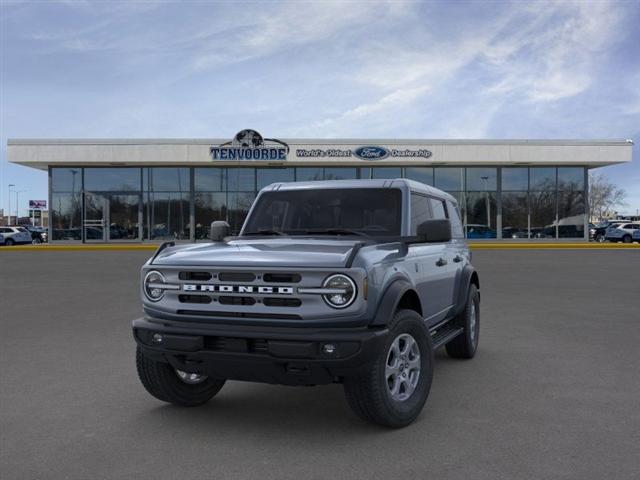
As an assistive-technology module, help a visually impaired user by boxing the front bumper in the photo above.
[133,317,389,386]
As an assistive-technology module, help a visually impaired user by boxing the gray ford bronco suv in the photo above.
[133,179,480,427]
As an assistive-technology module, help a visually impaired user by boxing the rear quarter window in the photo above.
[446,201,464,239]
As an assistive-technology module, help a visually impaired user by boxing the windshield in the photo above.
[242,188,402,236]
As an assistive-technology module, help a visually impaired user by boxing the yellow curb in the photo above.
[2,242,639,251]
[468,243,640,249]
[0,244,159,251]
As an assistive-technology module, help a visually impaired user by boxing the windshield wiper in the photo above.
[300,229,368,237]
[242,229,286,236]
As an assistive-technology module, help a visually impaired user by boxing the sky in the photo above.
[1,0,639,217]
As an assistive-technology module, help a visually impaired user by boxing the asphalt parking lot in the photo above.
[1,249,639,480]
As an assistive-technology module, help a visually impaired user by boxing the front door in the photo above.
[84,193,107,242]
[84,193,142,242]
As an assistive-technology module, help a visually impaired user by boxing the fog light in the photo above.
[322,343,336,354]
[152,333,163,344]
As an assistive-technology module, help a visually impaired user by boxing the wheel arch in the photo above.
[453,265,480,316]
[371,278,423,326]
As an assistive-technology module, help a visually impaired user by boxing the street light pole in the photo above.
[8,184,15,225]
[15,190,26,224]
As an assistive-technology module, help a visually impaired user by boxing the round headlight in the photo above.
[322,274,356,309]
[144,270,166,302]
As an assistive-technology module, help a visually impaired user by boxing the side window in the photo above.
[429,198,447,220]
[410,193,432,234]
[447,201,464,238]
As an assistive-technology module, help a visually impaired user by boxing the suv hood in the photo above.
[152,238,364,268]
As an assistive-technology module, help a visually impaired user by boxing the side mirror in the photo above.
[417,219,451,243]
[210,221,230,242]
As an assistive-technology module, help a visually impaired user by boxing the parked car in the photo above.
[20,225,48,244]
[632,229,640,243]
[465,224,497,239]
[502,227,528,239]
[591,220,627,242]
[0,232,5,246]
[0,226,32,245]
[605,223,640,243]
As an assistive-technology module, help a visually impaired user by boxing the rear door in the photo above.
[407,194,458,324]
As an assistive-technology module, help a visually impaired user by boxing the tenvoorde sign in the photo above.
[211,129,289,160]
[211,131,433,162]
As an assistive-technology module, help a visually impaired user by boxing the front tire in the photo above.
[344,309,434,428]
[446,284,480,359]
[136,347,225,406]
[5,238,14,246]
[595,233,605,243]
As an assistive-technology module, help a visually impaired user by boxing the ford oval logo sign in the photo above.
[354,146,389,160]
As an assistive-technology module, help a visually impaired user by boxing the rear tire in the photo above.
[446,284,480,359]
[344,309,434,428]
[136,347,225,406]
[622,235,632,243]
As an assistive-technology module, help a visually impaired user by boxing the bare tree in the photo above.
[589,172,627,221]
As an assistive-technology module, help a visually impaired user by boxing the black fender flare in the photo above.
[453,265,480,316]
[370,278,417,326]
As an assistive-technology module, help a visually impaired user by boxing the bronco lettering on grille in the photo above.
[182,284,294,295]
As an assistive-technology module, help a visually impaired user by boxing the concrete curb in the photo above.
[1,243,639,251]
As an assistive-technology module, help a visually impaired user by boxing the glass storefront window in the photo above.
[195,168,225,191]
[324,167,357,180]
[145,168,189,192]
[84,168,141,191]
[295,168,324,181]
[404,167,433,185]
[466,168,497,191]
[145,192,190,240]
[361,167,402,179]
[529,168,556,191]
[434,168,464,191]
[47,164,589,243]
[557,191,585,238]
[51,192,82,240]
[227,168,255,191]
[257,168,295,190]
[530,190,556,238]
[502,192,528,238]
[502,168,528,191]
[195,192,226,239]
[557,167,584,190]
[51,168,82,193]
[465,192,497,238]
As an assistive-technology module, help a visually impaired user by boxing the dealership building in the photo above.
[7,132,633,242]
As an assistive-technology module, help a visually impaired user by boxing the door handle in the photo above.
[453,255,463,263]
[436,257,448,267]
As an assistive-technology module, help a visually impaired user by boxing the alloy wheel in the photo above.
[385,333,421,402]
